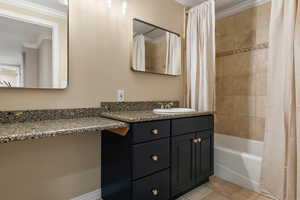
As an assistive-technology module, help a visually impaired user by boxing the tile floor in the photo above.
[98,176,273,200]
[177,176,272,200]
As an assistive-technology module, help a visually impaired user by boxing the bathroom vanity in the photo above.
[101,112,214,200]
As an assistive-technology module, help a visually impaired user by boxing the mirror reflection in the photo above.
[132,19,181,76]
[0,0,68,89]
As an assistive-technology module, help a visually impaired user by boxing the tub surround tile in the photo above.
[101,110,213,123]
[0,117,128,144]
[0,108,104,124]
[215,3,270,142]
[101,101,179,112]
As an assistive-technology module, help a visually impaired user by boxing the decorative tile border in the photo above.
[101,101,180,112]
[216,42,269,58]
[0,108,104,124]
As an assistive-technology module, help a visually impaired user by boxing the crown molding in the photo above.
[0,0,67,19]
[216,0,271,20]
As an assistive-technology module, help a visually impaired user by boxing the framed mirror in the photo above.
[0,0,68,89]
[132,19,181,76]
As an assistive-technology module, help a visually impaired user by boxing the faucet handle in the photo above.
[158,103,164,109]
[165,102,174,109]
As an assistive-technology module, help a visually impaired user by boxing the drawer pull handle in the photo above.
[151,155,159,161]
[197,138,202,143]
[152,129,159,135]
[152,189,159,196]
[192,138,198,144]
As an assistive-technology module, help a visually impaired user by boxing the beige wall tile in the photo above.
[256,3,271,32]
[233,116,256,139]
[296,61,300,106]
[216,58,224,77]
[232,75,256,96]
[214,114,234,135]
[255,73,267,96]
[252,117,265,141]
[222,76,234,96]
[234,7,258,32]
[216,35,235,53]
[251,49,268,73]
[235,30,256,49]
[215,3,270,141]
[233,96,256,117]
[256,96,266,118]
[216,15,235,36]
[216,96,234,115]
[222,55,237,77]
[236,52,255,75]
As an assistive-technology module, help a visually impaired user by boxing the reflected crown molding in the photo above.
[23,35,52,49]
[216,0,271,19]
[0,0,67,19]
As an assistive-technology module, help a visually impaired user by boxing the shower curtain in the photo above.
[186,0,215,112]
[132,34,145,71]
[261,0,300,200]
[165,32,181,75]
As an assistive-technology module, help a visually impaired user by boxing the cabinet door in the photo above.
[195,131,213,184]
[171,133,196,197]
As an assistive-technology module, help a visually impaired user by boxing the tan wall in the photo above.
[215,3,271,141]
[0,0,184,199]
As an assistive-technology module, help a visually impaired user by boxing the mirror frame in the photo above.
[131,18,181,77]
[0,2,69,90]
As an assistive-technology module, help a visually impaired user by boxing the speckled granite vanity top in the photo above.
[0,117,128,144]
[0,108,129,144]
[101,111,213,123]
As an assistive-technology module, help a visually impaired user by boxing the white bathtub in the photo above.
[214,133,264,193]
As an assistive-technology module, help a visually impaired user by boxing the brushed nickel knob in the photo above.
[152,129,159,135]
[152,189,159,196]
[151,155,159,161]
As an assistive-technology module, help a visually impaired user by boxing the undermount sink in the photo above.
[153,108,196,114]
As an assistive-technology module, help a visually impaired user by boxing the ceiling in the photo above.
[175,0,247,12]
[23,0,68,13]
[133,20,166,40]
[0,15,52,65]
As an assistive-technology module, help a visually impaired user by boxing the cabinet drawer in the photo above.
[131,120,170,143]
[132,138,170,179]
[172,116,213,136]
[132,169,170,200]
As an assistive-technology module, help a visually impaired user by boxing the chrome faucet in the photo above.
[165,102,174,109]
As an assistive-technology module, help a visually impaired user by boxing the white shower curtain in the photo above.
[132,34,145,71]
[186,0,215,112]
[165,32,181,75]
[261,0,300,200]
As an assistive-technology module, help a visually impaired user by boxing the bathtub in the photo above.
[214,133,264,193]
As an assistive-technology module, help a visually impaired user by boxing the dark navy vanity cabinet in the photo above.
[101,115,214,200]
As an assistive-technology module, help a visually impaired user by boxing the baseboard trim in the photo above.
[70,189,101,200]
[215,163,261,193]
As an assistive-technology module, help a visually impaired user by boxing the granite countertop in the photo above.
[0,117,128,144]
[101,110,213,123]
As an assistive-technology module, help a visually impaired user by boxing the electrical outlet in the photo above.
[117,90,125,102]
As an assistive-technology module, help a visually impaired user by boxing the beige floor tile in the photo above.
[201,191,230,200]
[208,176,242,197]
[184,183,213,200]
[255,195,274,200]
[230,188,259,200]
